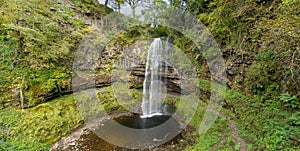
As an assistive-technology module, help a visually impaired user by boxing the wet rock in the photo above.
[227,68,239,76]
[50,7,56,11]
[236,74,244,84]
[236,58,243,64]
[57,8,64,13]
[234,63,240,67]
[67,5,76,10]
[227,63,233,70]
[95,74,111,87]
[85,11,92,16]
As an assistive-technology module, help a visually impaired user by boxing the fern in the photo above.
[280,93,299,109]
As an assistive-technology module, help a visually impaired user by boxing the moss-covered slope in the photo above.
[0,0,111,109]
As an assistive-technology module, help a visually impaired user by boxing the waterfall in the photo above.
[141,38,169,118]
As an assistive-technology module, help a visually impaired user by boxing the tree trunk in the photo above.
[132,7,136,17]
[20,88,24,110]
[56,82,62,97]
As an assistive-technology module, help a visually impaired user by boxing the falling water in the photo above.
[141,38,169,118]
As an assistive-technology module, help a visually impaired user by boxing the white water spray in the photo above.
[141,38,169,118]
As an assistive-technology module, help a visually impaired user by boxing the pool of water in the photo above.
[113,114,172,129]
[51,112,191,151]
[93,114,182,149]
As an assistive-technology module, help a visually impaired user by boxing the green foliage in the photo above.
[262,110,300,150]
[0,1,113,149]
[287,112,300,126]
[194,78,300,150]
[188,106,205,128]
[186,117,231,151]
[0,0,112,108]
[97,86,142,114]
[77,86,142,121]
[225,89,300,150]
[71,0,112,17]
[190,0,299,98]
[0,141,49,151]
[280,94,299,109]
[245,0,299,97]
[0,95,83,150]
[97,88,125,114]
[0,0,299,150]
[183,7,299,151]
[245,50,280,96]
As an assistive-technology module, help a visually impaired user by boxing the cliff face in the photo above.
[2,0,299,109]
[73,39,184,96]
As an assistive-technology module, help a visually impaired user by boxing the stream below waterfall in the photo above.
[51,113,197,151]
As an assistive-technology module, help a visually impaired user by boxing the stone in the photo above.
[227,68,239,76]
[50,7,56,11]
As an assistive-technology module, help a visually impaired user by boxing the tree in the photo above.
[117,0,124,12]
[125,0,142,17]
[103,0,125,12]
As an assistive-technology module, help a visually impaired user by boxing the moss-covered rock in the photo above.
[0,95,83,150]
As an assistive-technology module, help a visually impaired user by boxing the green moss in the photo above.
[0,95,83,150]
[223,89,300,150]
[76,86,142,121]
[216,135,240,151]
[185,78,300,150]
[0,0,299,150]
[188,106,206,128]
[97,86,142,114]
[185,117,230,151]
[71,0,112,17]
[0,0,81,107]
[0,0,113,108]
